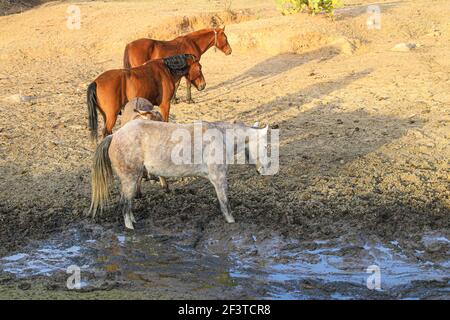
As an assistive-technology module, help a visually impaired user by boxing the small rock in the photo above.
[18,282,31,290]
[3,94,35,103]
[391,43,416,52]
[51,140,62,146]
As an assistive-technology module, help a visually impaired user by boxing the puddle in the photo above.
[0,224,449,299]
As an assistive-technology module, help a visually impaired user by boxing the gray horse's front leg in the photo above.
[159,176,170,193]
[186,77,194,104]
[209,169,235,223]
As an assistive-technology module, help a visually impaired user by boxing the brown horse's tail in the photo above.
[89,135,114,218]
[123,44,131,69]
[87,82,99,142]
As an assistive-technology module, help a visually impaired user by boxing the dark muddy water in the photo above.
[0,222,449,299]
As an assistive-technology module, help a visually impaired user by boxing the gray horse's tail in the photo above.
[89,135,114,217]
[87,82,99,142]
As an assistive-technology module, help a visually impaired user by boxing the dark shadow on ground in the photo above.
[227,68,372,121]
[204,46,340,95]
[0,0,46,15]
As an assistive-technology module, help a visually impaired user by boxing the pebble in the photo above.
[3,94,35,103]
[18,282,31,290]
[391,43,417,52]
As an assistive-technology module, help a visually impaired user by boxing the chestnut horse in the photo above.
[87,54,205,141]
[123,27,231,103]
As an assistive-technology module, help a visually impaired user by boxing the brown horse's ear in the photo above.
[189,54,199,62]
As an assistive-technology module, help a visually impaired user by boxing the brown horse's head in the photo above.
[215,26,232,55]
[186,55,206,91]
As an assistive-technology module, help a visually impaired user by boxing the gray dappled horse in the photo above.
[89,120,273,229]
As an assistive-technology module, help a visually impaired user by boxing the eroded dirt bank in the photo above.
[0,0,449,299]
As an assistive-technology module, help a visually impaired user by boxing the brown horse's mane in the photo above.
[137,54,195,76]
[182,28,216,39]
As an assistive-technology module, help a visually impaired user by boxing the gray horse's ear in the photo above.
[252,121,260,128]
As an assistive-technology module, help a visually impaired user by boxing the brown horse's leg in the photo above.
[159,103,170,122]
[103,112,118,138]
[171,79,181,104]
[186,77,194,104]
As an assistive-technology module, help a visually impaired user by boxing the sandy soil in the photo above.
[0,0,449,298]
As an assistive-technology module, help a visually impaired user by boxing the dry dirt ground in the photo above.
[0,0,449,298]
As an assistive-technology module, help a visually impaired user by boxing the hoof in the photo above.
[124,213,135,230]
[225,216,235,223]
[125,221,134,230]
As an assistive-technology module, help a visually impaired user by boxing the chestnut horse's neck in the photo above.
[143,59,186,86]
[163,62,187,85]
[170,72,185,85]
[185,29,216,56]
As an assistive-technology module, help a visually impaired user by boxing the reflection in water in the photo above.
[0,224,449,299]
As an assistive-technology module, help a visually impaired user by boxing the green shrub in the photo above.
[276,0,343,16]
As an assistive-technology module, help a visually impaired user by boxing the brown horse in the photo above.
[123,27,232,103]
[87,54,205,141]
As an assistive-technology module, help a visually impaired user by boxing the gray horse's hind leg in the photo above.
[118,175,138,229]
[136,166,149,199]
[209,168,235,223]
[136,176,143,199]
